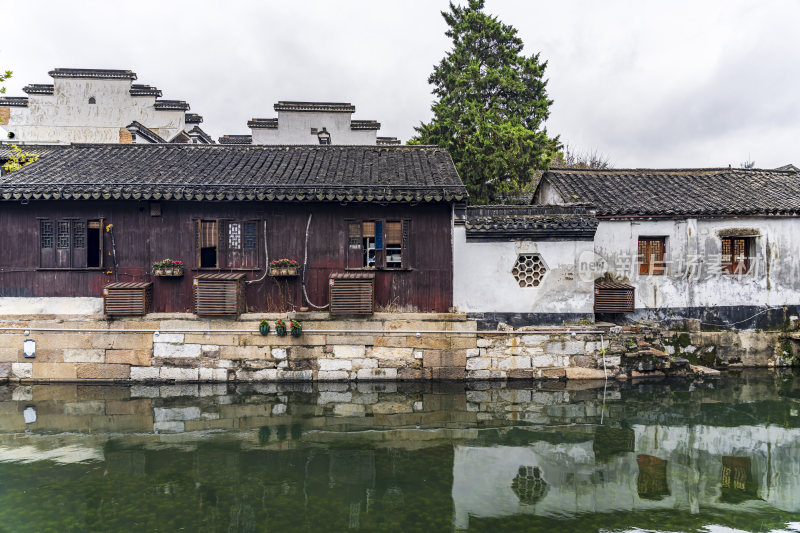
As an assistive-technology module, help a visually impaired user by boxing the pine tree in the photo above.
[411,0,559,204]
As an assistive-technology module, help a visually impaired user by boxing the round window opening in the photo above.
[511,254,547,288]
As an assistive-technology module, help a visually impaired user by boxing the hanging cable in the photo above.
[246,221,269,285]
[302,213,329,309]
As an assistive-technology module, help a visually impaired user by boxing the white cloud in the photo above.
[0,0,797,167]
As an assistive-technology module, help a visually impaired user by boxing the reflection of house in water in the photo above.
[452,424,800,530]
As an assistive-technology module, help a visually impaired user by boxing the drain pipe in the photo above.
[301,213,329,310]
[107,224,119,282]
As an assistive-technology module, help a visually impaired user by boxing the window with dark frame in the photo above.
[722,236,752,274]
[347,219,409,269]
[39,218,102,269]
[638,237,665,276]
[197,219,260,269]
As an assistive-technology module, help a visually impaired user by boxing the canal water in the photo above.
[1,371,799,532]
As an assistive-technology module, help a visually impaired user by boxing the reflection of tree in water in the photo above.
[511,466,548,506]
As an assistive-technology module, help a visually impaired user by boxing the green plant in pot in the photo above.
[275,318,287,337]
[290,319,303,337]
[258,319,270,336]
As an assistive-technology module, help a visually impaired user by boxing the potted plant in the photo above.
[290,319,303,337]
[275,318,287,336]
[269,258,299,277]
[153,258,184,277]
[258,319,270,336]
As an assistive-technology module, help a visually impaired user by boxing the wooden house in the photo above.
[0,144,466,314]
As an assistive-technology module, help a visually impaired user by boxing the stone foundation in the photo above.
[0,313,790,383]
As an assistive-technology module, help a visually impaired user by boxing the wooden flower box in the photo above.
[154,266,184,277]
[269,266,299,277]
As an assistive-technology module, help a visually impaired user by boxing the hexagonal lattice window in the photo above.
[511,254,547,288]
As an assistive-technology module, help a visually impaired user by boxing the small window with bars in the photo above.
[638,237,665,276]
[721,237,752,275]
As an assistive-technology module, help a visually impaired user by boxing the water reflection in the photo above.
[0,371,799,532]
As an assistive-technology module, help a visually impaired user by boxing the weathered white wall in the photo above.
[251,110,377,145]
[5,78,185,144]
[594,217,800,310]
[0,297,103,315]
[453,226,594,314]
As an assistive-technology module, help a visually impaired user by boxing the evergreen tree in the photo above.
[411,0,559,204]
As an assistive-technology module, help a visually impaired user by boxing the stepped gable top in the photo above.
[247,118,278,129]
[465,205,598,240]
[538,167,800,217]
[184,113,203,124]
[218,135,253,145]
[187,126,214,144]
[350,120,381,130]
[0,144,466,203]
[377,137,401,146]
[274,101,355,113]
[0,97,29,107]
[154,100,190,111]
[130,84,162,97]
[49,68,137,80]
[22,84,54,95]
[125,121,167,143]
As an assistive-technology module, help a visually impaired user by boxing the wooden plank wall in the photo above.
[0,200,454,312]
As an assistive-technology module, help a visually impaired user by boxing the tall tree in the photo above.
[411,0,559,204]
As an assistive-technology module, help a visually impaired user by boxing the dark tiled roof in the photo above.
[184,113,203,124]
[154,100,190,111]
[0,144,465,203]
[274,101,355,113]
[130,84,162,97]
[465,205,598,241]
[125,122,166,143]
[0,97,29,107]
[218,135,252,145]
[351,120,380,131]
[777,164,799,172]
[247,118,278,129]
[187,126,214,144]
[539,168,800,217]
[22,84,54,95]
[49,68,137,80]
[377,136,401,146]
[169,131,192,144]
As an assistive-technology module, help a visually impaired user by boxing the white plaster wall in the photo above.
[594,217,800,310]
[5,78,185,144]
[0,297,103,315]
[250,110,377,145]
[453,226,594,314]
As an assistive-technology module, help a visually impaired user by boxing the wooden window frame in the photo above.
[37,217,104,270]
[638,237,666,276]
[345,218,411,271]
[721,236,752,275]
[195,218,262,271]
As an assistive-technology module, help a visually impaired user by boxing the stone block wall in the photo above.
[0,313,484,383]
[0,313,786,383]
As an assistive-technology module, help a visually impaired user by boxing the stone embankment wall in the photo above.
[0,313,792,383]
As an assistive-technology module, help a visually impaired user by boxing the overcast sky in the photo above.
[1,0,798,168]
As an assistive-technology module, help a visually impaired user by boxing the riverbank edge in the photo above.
[0,313,794,383]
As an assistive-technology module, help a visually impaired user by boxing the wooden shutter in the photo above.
[243,220,259,269]
[72,220,87,268]
[401,219,411,269]
[346,221,363,269]
[55,220,71,268]
[638,238,664,275]
[98,218,105,268]
[39,219,55,268]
